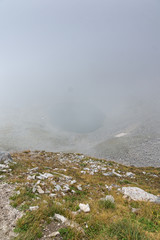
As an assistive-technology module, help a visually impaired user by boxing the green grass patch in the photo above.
[138,217,160,232]
[59,227,82,240]
[109,219,150,240]
[98,199,115,209]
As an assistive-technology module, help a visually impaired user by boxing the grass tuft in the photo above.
[98,199,115,209]
[109,219,150,240]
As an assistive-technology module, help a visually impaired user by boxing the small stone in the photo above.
[49,193,56,197]
[77,185,82,191]
[45,189,50,194]
[29,167,39,172]
[79,203,90,213]
[131,208,140,213]
[48,231,60,237]
[37,185,44,194]
[55,185,62,191]
[27,175,36,180]
[63,185,70,192]
[105,185,112,191]
[54,214,67,223]
[103,172,114,177]
[0,164,9,169]
[126,172,135,178]
[32,186,37,193]
[0,175,5,179]
[70,180,77,185]
[105,195,115,203]
[112,169,122,177]
[29,206,39,211]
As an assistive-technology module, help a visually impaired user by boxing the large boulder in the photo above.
[0,152,12,163]
[120,187,160,203]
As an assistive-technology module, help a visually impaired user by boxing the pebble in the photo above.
[79,203,90,213]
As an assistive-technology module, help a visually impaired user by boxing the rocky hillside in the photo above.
[0,151,160,240]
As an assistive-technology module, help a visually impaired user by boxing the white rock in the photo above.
[29,206,39,211]
[49,193,56,197]
[103,172,113,177]
[37,185,44,194]
[0,175,5,179]
[105,195,115,203]
[101,167,107,171]
[83,168,90,171]
[0,164,9,169]
[54,214,84,233]
[55,185,62,191]
[27,175,36,180]
[79,203,90,213]
[36,180,41,185]
[32,186,37,193]
[48,231,60,237]
[112,169,122,177]
[37,173,53,180]
[126,172,135,177]
[105,185,113,191]
[121,187,160,203]
[54,214,67,223]
[77,185,82,191]
[131,208,140,213]
[45,189,50,194]
[63,185,70,192]
[0,152,12,163]
[70,180,77,185]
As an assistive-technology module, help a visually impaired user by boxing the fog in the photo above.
[0,0,160,166]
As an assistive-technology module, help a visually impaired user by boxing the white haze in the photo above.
[0,0,160,166]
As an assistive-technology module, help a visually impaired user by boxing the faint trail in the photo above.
[0,183,22,240]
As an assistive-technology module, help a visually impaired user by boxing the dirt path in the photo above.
[0,183,22,240]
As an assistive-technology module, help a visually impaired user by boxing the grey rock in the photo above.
[37,173,53,180]
[103,172,114,177]
[55,185,62,191]
[29,206,39,211]
[100,195,115,203]
[0,152,12,163]
[121,187,160,203]
[0,164,9,169]
[105,195,115,203]
[37,185,44,194]
[48,231,60,237]
[131,208,140,213]
[70,180,77,185]
[77,185,82,191]
[112,169,122,177]
[54,214,84,232]
[79,203,90,212]
[105,185,112,191]
[125,172,135,177]
[54,214,67,223]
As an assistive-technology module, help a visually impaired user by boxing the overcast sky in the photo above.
[0,0,160,110]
